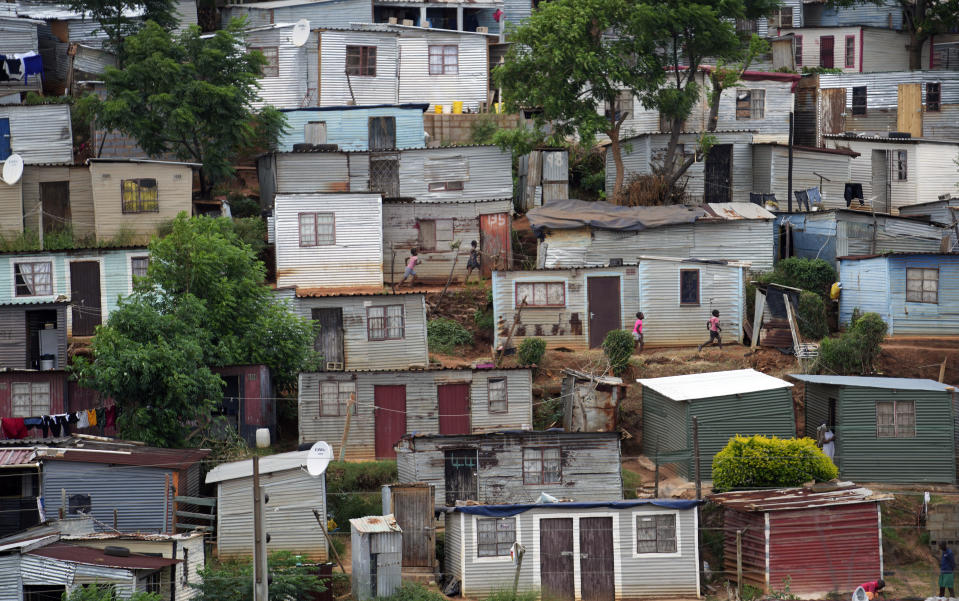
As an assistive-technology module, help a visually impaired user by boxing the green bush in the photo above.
[602,329,635,375]
[428,318,474,354]
[227,193,262,218]
[757,258,837,298]
[518,337,546,366]
[817,312,887,375]
[192,551,325,601]
[325,461,397,528]
[473,308,494,333]
[797,290,829,340]
[480,591,540,601]
[622,468,643,499]
[64,586,161,601]
[377,583,447,601]
[712,435,838,492]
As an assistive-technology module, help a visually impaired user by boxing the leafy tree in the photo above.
[712,435,838,491]
[65,585,162,601]
[73,214,316,447]
[67,0,177,56]
[79,20,286,197]
[191,551,325,601]
[817,312,887,375]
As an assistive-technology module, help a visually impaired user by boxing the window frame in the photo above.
[876,400,916,439]
[633,511,681,557]
[304,121,327,144]
[417,219,437,251]
[367,304,406,341]
[475,516,516,560]
[14,261,53,297]
[130,256,149,283]
[794,35,803,67]
[906,267,938,304]
[926,82,941,112]
[428,45,459,75]
[252,46,278,78]
[767,7,792,28]
[896,149,908,181]
[120,178,159,214]
[427,181,465,192]
[844,35,856,69]
[514,281,566,308]
[346,45,377,77]
[851,86,867,116]
[488,377,508,414]
[522,447,562,485]
[11,381,51,417]
[318,380,357,417]
[679,269,700,306]
[735,89,765,120]
[298,212,335,247]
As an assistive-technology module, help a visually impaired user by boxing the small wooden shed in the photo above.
[561,369,627,432]
[381,483,436,572]
[711,482,889,596]
[350,515,403,601]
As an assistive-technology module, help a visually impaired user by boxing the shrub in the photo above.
[797,290,829,340]
[817,312,887,375]
[325,461,397,527]
[227,193,262,218]
[712,435,838,491]
[518,337,546,366]
[757,258,837,298]
[622,468,643,499]
[65,586,161,601]
[428,318,474,354]
[613,172,687,206]
[473,308,494,333]
[602,329,635,375]
[192,551,325,601]
[377,583,447,601]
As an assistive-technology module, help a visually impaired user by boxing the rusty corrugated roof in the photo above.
[710,482,892,512]
[29,544,181,569]
[0,449,38,467]
[350,514,402,534]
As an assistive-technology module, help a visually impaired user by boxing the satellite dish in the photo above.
[2,154,23,185]
[291,19,310,47]
[851,587,867,601]
[306,441,333,476]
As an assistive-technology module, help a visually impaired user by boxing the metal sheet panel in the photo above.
[0,104,73,164]
[768,146,852,211]
[277,106,426,152]
[804,0,902,29]
[396,146,512,202]
[247,27,316,109]
[319,30,398,106]
[838,256,891,327]
[0,18,39,54]
[73,45,117,75]
[0,554,21,601]
[886,254,959,336]
[274,0,370,26]
[275,153,350,194]
[396,31,488,113]
[19,554,74,586]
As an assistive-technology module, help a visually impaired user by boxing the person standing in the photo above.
[465,240,481,283]
[941,542,956,597]
[698,310,723,352]
[399,249,421,287]
[821,424,836,462]
[633,312,645,353]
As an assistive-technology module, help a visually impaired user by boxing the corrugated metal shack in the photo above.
[517,148,569,210]
[445,500,701,600]
[298,367,533,461]
[222,0,371,30]
[245,23,318,110]
[210,365,275,446]
[372,0,502,34]
[776,210,953,265]
[0,104,73,165]
[532,200,775,271]
[838,252,959,335]
[277,104,428,152]
[394,26,492,112]
[750,144,858,209]
[0,17,43,95]
[273,192,384,289]
[317,27,400,106]
[639,369,795,480]
[492,259,747,352]
[898,197,959,226]
[0,302,68,369]
[711,483,888,596]
[206,451,328,560]
[779,26,909,73]
[561,369,626,433]
[350,515,402,601]
[395,430,623,506]
[803,0,902,29]
[792,374,957,484]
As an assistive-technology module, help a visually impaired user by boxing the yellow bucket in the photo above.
[494,102,504,114]
[434,104,443,114]
[452,101,463,114]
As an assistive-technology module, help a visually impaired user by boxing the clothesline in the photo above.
[0,51,43,85]
[0,404,118,440]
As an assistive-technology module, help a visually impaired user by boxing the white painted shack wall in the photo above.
[782,27,910,72]
[247,27,318,109]
[0,179,22,237]
[89,162,194,242]
[0,18,39,54]
[273,153,352,196]
[319,30,399,106]
[915,142,959,206]
[396,31,488,112]
[750,145,853,209]
[0,104,73,164]
[223,0,371,29]
[397,146,512,201]
[274,193,383,288]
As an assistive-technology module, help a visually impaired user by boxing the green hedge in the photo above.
[602,330,634,375]
[817,312,887,375]
[428,318,473,354]
[712,435,838,491]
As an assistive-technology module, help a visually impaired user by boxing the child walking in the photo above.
[632,312,644,353]
[698,309,722,351]
[399,249,420,287]
[465,240,481,282]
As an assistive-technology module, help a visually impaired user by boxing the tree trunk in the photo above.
[609,119,625,201]
[908,30,925,71]
[661,116,684,183]
[198,169,210,199]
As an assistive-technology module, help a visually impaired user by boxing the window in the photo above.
[488,378,507,413]
[305,121,327,144]
[299,212,335,247]
[794,35,803,67]
[121,179,158,213]
[679,270,699,305]
[477,517,515,557]
[734,18,756,35]
[605,90,632,122]
[852,86,867,116]
[346,45,377,76]
[319,380,356,416]
[429,45,458,75]
[14,262,53,297]
[131,257,149,282]
[369,116,396,150]
[906,267,938,303]
[367,305,405,341]
[253,47,278,78]
[427,181,465,192]
[896,149,908,181]
[142,571,162,594]
[876,400,915,438]
[12,382,50,417]
[844,35,856,69]
[735,89,764,120]
[514,282,565,307]
[417,219,436,250]
[636,514,677,554]
[767,8,792,28]
[522,447,561,484]
[926,82,941,112]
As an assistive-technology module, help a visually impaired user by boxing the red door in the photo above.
[480,213,511,277]
[374,385,406,459]
[819,35,835,68]
[438,383,470,434]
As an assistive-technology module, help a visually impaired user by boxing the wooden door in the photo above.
[897,83,922,138]
[480,213,511,277]
[391,485,435,568]
[312,308,344,369]
[540,518,575,601]
[820,88,846,136]
[703,144,732,203]
[871,149,890,213]
[438,383,470,435]
[819,35,835,68]
[444,449,477,505]
[374,385,406,459]
[580,517,615,601]
[369,117,397,151]
[69,261,101,336]
[0,118,10,160]
[587,276,621,349]
[40,181,70,234]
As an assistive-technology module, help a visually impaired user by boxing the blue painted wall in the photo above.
[839,256,891,328]
[777,213,838,264]
[804,0,903,29]
[277,105,427,151]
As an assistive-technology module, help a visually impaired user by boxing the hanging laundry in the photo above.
[105,405,117,427]
[493,8,503,21]
[76,410,90,429]
[45,415,61,437]
[55,414,70,436]
[1,417,28,439]
[3,58,24,81]
[24,416,43,430]
[86,409,97,427]
[22,55,42,84]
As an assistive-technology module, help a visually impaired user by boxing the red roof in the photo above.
[39,447,210,470]
[29,544,181,570]
[710,482,891,511]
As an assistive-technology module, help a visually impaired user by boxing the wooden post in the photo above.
[736,530,744,601]
[653,458,660,498]
[751,288,765,350]
[496,298,527,367]
[692,416,701,500]
[940,357,948,383]
[60,488,66,519]
[338,393,355,462]
[113,508,118,531]
[312,508,346,573]
[253,456,269,601]
[511,544,526,597]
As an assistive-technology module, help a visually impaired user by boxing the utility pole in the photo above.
[692,416,701,500]
[253,456,269,601]
[787,112,794,213]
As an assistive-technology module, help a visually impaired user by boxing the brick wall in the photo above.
[424,113,520,147]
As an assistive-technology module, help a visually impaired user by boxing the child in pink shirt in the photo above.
[698,309,723,352]
[632,312,644,353]
[399,249,420,287]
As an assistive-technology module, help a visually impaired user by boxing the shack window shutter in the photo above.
[927,82,941,112]
[656,514,677,553]
[896,401,916,437]
[417,219,436,250]
[368,306,386,340]
[424,155,470,182]
[386,305,405,339]
[305,122,327,144]
[852,86,867,116]
[876,401,896,437]
[751,89,765,119]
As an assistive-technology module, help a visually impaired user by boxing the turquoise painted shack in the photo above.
[639,369,796,480]
[838,253,959,335]
[277,104,429,152]
[791,374,957,484]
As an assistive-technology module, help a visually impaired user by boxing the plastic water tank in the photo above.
[255,428,271,448]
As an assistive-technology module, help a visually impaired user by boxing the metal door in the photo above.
[438,383,470,435]
[871,149,890,213]
[312,308,344,369]
[0,118,10,160]
[374,385,406,459]
[40,181,71,234]
[820,88,846,136]
[819,35,835,68]
[587,276,621,349]
[369,117,397,151]
[390,484,435,568]
[580,517,615,601]
[897,83,922,138]
[69,261,101,336]
[480,213,511,277]
[444,449,477,505]
[540,518,575,601]
[703,144,732,203]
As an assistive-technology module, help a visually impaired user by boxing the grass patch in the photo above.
[621,468,643,499]
[326,461,397,529]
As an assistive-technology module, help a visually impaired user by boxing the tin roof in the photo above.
[838,252,959,261]
[29,544,181,570]
[350,514,402,533]
[448,499,700,516]
[37,446,210,470]
[637,369,793,401]
[280,103,429,113]
[87,158,201,167]
[205,450,309,484]
[789,374,956,392]
[0,449,38,467]
[705,203,776,220]
[295,286,426,298]
[826,133,959,145]
[710,482,892,512]
[64,531,203,542]
[562,369,622,385]
[225,0,346,7]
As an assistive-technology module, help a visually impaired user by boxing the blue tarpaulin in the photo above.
[448,499,700,517]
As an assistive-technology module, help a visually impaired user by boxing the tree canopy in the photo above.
[67,0,177,55]
[73,214,316,447]
[80,20,286,196]
[191,551,326,601]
